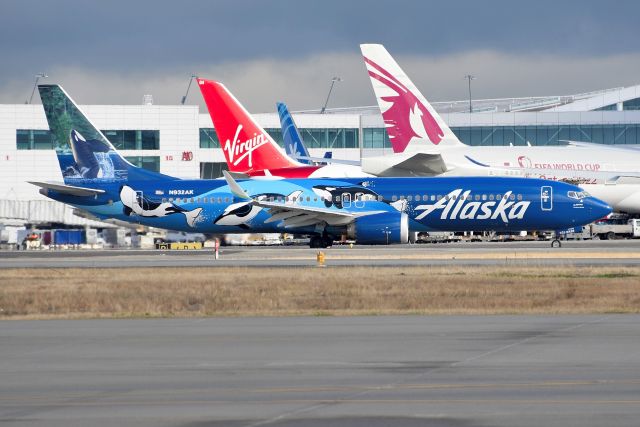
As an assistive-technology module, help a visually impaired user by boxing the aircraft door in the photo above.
[342,193,351,208]
[541,186,553,211]
[354,192,365,208]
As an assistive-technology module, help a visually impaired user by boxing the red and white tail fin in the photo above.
[360,44,465,153]
[197,78,301,173]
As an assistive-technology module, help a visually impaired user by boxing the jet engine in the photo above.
[346,212,409,244]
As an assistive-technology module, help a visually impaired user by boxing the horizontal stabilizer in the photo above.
[29,181,105,197]
[226,171,251,180]
[604,175,640,184]
[294,155,361,166]
[361,152,447,176]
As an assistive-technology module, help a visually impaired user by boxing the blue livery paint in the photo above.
[464,155,490,168]
[34,84,612,246]
[277,102,312,165]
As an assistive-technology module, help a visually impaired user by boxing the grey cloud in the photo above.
[1,0,639,89]
[3,50,640,113]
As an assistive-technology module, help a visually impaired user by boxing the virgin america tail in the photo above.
[197,78,368,178]
[197,79,301,174]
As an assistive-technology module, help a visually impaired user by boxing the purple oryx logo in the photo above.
[364,57,444,153]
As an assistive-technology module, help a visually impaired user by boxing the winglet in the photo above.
[222,170,251,200]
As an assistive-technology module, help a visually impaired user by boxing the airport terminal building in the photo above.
[2,84,640,228]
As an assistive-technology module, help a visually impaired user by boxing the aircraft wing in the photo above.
[222,171,385,227]
[361,151,448,176]
[258,200,386,227]
[29,181,105,197]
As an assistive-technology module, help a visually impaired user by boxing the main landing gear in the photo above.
[310,233,333,248]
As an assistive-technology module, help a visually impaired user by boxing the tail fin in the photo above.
[277,102,312,165]
[197,79,301,173]
[38,84,172,184]
[360,44,464,153]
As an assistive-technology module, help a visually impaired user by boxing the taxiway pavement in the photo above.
[1,240,640,268]
[1,315,639,426]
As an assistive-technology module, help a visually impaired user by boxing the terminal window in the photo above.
[450,124,640,146]
[16,129,54,150]
[199,128,220,148]
[102,130,159,150]
[125,156,160,172]
[16,129,160,150]
[265,127,358,149]
[200,162,228,179]
[198,127,359,150]
[124,156,160,172]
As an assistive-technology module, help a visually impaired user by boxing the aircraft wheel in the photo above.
[309,236,321,248]
[321,235,333,248]
[551,239,562,248]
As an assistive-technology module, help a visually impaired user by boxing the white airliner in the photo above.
[359,44,640,213]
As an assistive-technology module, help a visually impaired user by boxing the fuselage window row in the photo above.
[162,193,524,205]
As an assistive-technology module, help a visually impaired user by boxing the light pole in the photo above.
[181,74,198,105]
[320,76,342,114]
[463,74,476,113]
[28,73,48,104]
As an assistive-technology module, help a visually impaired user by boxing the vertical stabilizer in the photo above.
[38,84,171,184]
[360,44,464,153]
[277,102,312,165]
[197,79,301,173]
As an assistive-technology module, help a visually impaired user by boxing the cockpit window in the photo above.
[568,191,589,200]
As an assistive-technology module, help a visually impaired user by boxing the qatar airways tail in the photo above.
[360,44,640,213]
[198,78,368,178]
[362,44,464,153]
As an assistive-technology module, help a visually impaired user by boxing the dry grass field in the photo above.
[1,266,640,319]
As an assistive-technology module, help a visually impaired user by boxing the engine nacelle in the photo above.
[347,212,409,245]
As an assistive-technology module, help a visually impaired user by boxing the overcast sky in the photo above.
[2,0,640,111]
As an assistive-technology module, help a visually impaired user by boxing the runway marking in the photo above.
[4,251,640,263]
[2,398,640,407]
[3,378,639,402]
[229,251,640,261]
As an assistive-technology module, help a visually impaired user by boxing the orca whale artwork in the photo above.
[30,84,611,248]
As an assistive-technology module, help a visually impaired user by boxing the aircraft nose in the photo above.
[585,197,612,222]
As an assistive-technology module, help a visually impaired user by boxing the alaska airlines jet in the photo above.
[198,79,367,179]
[360,44,640,213]
[30,84,610,247]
